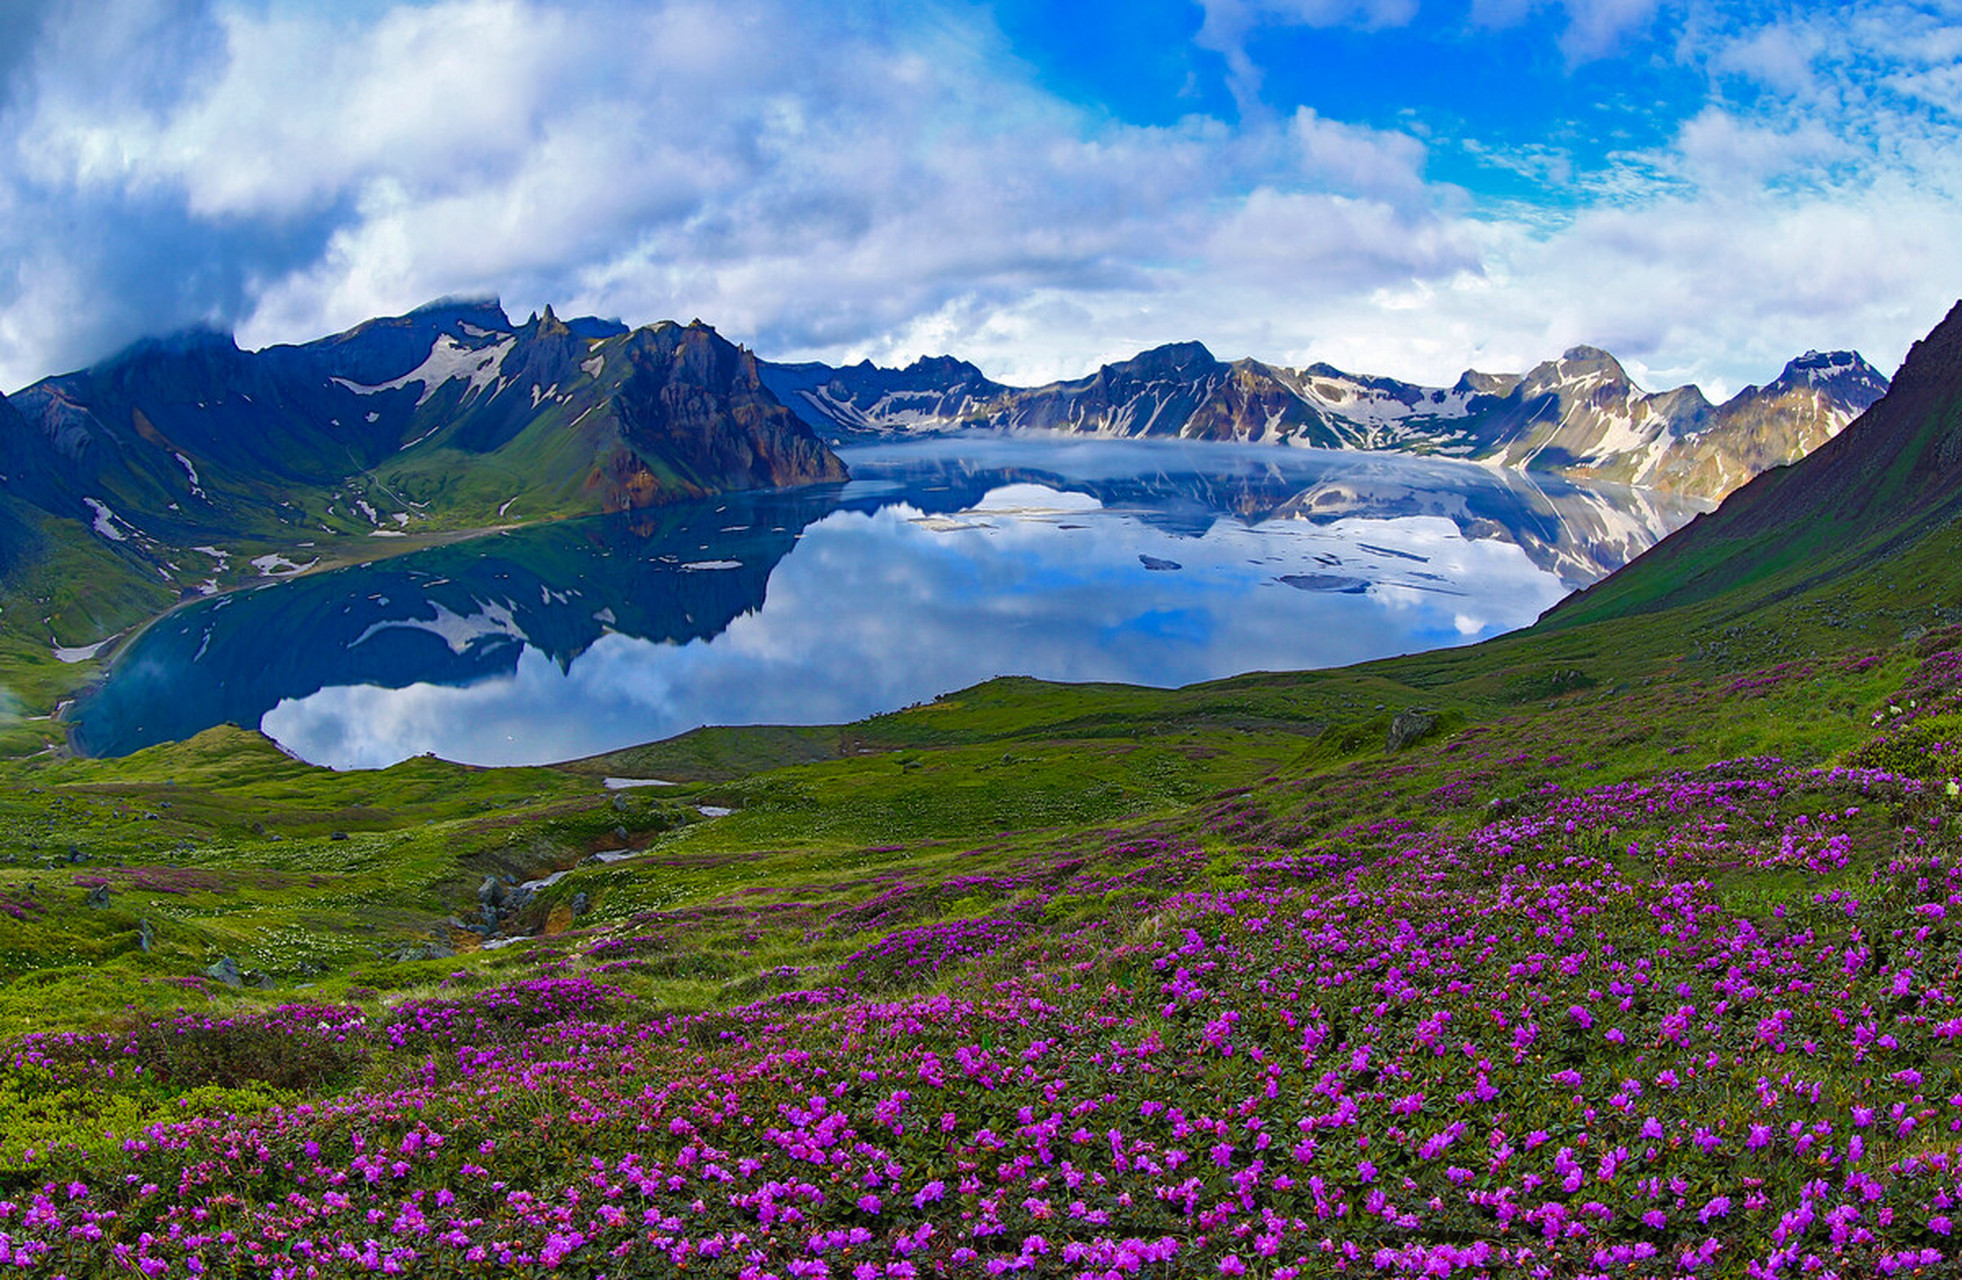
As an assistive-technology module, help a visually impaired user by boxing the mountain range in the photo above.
[0,298,1887,673]
[1546,298,1962,633]
[760,340,1888,503]
[0,301,847,658]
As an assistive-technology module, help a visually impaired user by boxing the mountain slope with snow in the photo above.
[765,343,1888,503]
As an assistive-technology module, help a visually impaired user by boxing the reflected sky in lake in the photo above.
[74,437,1708,768]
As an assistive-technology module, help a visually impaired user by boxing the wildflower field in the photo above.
[4,519,1962,1278]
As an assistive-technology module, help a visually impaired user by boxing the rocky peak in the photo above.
[1453,369,1523,398]
[532,305,571,339]
[1109,341,1219,381]
[1520,345,1633,399]
[1767,349,1889,400]
[1646,384,1715,428]
[901,354,991,384]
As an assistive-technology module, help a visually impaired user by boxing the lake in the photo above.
[70,436,1709,768]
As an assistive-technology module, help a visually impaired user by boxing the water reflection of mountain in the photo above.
[70,486,845,756]
[72,440,1704,758]
[840,444,1708,586]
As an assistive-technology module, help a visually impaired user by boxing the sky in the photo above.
[1,0,1959,399]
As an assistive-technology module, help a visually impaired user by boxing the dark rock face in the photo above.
[607,323,848,508]
[2,300,848,544]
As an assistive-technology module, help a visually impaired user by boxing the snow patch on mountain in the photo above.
[335,335,514,407]
[83,498,129,541]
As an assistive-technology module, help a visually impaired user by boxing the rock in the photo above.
[84,884,110,908]
[329,831,350,841]
[613,824,630,843]
[478,876,507,908]
[137,919,155,953]
[206,956,243,987]
[248,971,277,990]
[1386,708,1438,752]
[612,794,630,812]
[571,892,591,917]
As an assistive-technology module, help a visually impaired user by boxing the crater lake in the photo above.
[70,437,1709,768]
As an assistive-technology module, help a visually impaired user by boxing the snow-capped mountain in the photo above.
[2,300,846,541]
[763,342,1889,502]
[0,300,847,639]
[759,355,1005,436]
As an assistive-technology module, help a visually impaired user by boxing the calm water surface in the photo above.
[73,437,1708,768]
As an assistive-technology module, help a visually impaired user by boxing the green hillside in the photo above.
[0,304,1959,1274]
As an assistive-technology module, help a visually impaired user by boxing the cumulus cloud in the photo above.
[1467,0,1661,62]
[0,0,1956,402]
[1195,0,1420,112]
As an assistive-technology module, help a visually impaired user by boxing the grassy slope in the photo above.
[0,483,1952,1273]
[0,504,1931,1034]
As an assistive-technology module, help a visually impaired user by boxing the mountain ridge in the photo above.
[1539,299,1962,632]
[761,340,1888,503]
[0,301,848,656]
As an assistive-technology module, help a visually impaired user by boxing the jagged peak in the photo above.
[531,304,571,340]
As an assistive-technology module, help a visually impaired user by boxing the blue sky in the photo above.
[1,0,1959,398]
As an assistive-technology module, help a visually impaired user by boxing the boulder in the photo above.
[1386,708,1438,752]
[205,956,243,987]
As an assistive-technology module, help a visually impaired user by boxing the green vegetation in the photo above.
[5,315,1962,1271]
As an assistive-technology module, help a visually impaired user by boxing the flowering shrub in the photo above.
[1,750,1960,1277]
[15,1003,371,1092]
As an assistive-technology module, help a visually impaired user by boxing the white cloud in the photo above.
[1466,0,1662,61]
[1195,0,1419,112]
[0,0,1957,407]
[1555,0,1661,62]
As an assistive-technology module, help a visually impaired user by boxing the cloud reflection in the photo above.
[262,493,1565,769]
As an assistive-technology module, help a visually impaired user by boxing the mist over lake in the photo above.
[72,437,1707,768]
